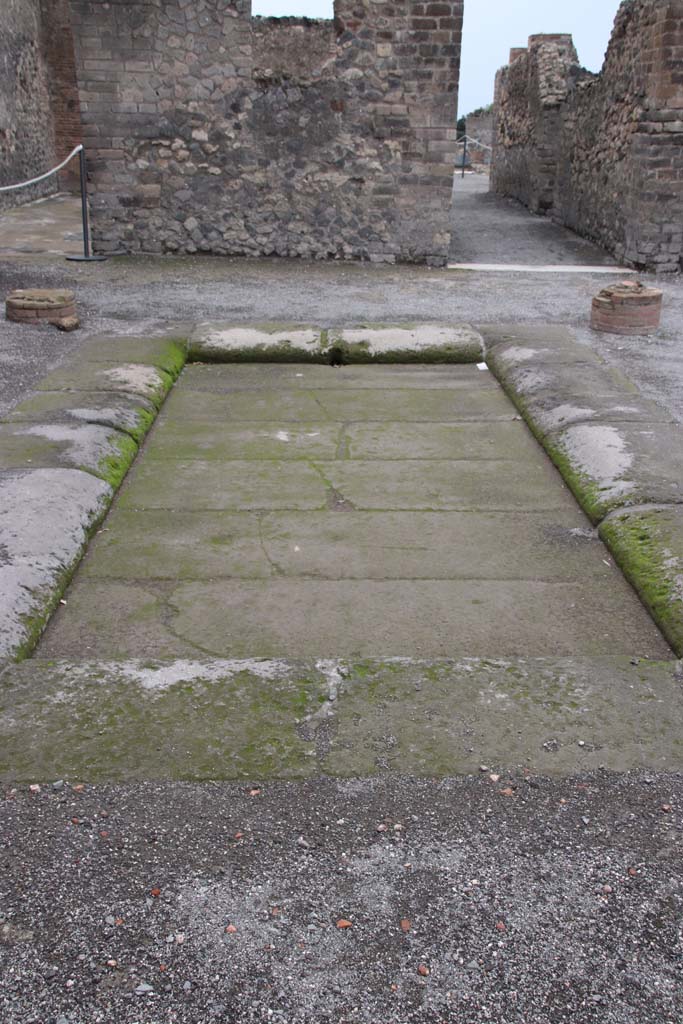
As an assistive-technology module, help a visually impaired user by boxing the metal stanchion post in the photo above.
[66,147,107,262]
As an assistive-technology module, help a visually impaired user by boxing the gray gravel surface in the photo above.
[1,251,682,421]
[1,774,682,1024]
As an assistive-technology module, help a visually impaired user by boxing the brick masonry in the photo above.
[67,0,463,264]
[591,281,663,336]
[491,1,683,273]
[39,0,83,194]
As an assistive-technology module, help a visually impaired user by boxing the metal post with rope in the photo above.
[0,144,107,262]
[455,134,493,175]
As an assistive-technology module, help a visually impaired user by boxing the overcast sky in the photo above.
[252,0,623,116]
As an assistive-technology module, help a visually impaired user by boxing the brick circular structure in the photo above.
[6,289,78,328]
[590,281,663,336]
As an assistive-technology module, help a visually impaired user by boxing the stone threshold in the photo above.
[1,656,682,782]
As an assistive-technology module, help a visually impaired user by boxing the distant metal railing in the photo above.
[0,144,105,262]
[455,134,492,178]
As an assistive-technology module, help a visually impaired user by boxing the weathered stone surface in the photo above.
[76,508,623,584]
[39,359,669,663]
[39,574,671,660]
[328,324,484,363]
[484,322,683,654]
[485,324,683,516]
[4,390,158,443]
[542,421,683,522]
[2,656,680,780]
[34,358,174,408]
[189,324,483,364]
[52,314,80,332]
[600,506,683,656]
[180,362,500,392]
[0,468,111,659]
[76,333,189,376]
[0,422,137,487]
[189,325,326,363]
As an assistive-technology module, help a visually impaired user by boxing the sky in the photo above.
[251,0,623,116]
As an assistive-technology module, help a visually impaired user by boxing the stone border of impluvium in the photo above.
[0,320,681,664]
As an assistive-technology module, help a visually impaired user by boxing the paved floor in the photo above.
[449,175,619,267]
[0,192,82,256]
[39,363,668,661]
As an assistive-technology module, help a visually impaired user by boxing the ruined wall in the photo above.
[555,0,683,272]
[491,35,580,213]
[465,109,493,166]
[0,0,56,211]
[491,1,683,272]
[68,0,463,264]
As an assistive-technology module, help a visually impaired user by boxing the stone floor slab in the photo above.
[311,387,516,423]
[320,459,571,511]
[180,362,499,392]
[77,509,618,582]
[36,362,672,671]
[145,421,342,461]
[39,577,671,660]
[118,459,329,511]
[162,387,332,422]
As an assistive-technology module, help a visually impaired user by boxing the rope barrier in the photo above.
[457,135,493,151]
[0,144,105,262]
[0,145,84,193]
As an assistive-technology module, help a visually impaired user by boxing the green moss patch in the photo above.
[599,509,683,657]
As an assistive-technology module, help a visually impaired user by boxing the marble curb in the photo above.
[1,656,682,781]
[484,324,683,655]
[189,322,485,363]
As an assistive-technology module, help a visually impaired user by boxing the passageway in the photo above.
[449,175,619,268]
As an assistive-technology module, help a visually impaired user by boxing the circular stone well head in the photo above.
[5,288,79,331]
[590,280,662,337]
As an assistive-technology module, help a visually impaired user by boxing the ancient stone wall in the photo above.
[68,0,463,264]
[491,1,683,272]
[0,0,56,211]
[491,35,579,213]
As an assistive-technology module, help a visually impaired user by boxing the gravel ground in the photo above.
[1,250,682,421]
[1,773,682,1024]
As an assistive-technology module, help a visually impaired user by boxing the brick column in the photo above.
[40,0,82,193]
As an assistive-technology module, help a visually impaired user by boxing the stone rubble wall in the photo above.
[0,0,57,211]
[491,1,683,273]
[68,0,463,264]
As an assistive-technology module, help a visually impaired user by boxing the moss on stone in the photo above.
[489,368,607,524]
[599,510,683,657]
[93,432,139,489]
